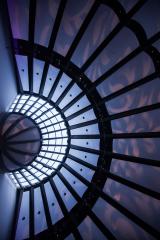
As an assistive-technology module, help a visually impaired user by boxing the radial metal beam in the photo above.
[12,172,23,188]
[39,0,67,95]
[55,80,75,106]
[102,72,157,103]
[57,169,115,240]
[81,0,146,72]
[40,184,52,229]
[71,134,100,139]
[89,211,117,240]
[22,97,40,115]
[99,190,160,239]
[68,154,97,171]
[94,46,142,87]
[106,132,160,139]
[2,1,23,93]
[33,109,59,121]
[40,120,64,130]
[40,149,65,155]
[20,170,33,187]
[34,160,56,171]
[43,136,68,141]
[26,168,40,182]
[93,31,160,88]
[28,0,36,92]
[70,144,100,155]
[29,187,35,238]
[107,103,160,120]
[11,189,23,239]
[41,144,67,148]
[66,1,99,60]
[49,178,69,239]
[108,172,160,200]
[66,105,92,121]
[48,71,63,100]
[69,119,98,130]
[48,0,67,50]
[52,173,83,240]
[41,127,66,135]
[13,95,22,112]
[106,152,160,167]
[63,161,160,238]
[63,162,90,187]
[38,155,61,163]
[31,164,49,176]
[62,92,85,113]
[48,1,99,101]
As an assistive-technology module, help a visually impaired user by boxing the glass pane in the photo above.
[93,198,153,240]
[16,192,29,240]
[15,55,29,91]
[85,27,138,82]
[104,178,160,231]
[34,187,47,235]
[44,182,63,224]
[133,0,160,37]
[33,59,45,93]
[71,4,119,67]
[35,0,60,47]
[7,0,29,40]
[54,0,94,56]
[78,216,106,240]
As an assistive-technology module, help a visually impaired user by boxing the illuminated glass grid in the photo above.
[8,94,68,188]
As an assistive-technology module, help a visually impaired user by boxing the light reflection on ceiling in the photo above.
[1,0,160,239]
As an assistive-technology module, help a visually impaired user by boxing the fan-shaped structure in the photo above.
[0,112,41,172]
[0,0,160,239]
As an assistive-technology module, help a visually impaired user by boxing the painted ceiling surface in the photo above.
[4,0,160,239]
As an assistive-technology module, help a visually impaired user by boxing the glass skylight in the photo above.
[8,94,68,188]
[4,0,160,239]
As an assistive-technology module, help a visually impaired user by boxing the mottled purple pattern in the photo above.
[34,0,60,47]
[119,0,139,13]
[133,0,160,37]
[104,179,160,230]
[110,160,160,192]
[113,138,160,161]
[93,198,154,240]
[7,0,29,40]
[78,216,106,240]
[71,4,119,67]
[85,27,139,81]
[6,0,160,238]
[54,0,94,56]
[111,110,160,135]
[97,52,155,98]
[106,78,160,114]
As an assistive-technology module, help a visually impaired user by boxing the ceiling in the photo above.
[0,0,160,239]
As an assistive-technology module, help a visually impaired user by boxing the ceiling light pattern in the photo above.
[8,94,69,188]
[3,0,160,239]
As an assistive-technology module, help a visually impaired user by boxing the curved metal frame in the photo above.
[2,0,160,239]
[7,96,71,184]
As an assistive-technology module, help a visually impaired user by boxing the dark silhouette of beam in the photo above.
[11,190,23,239]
